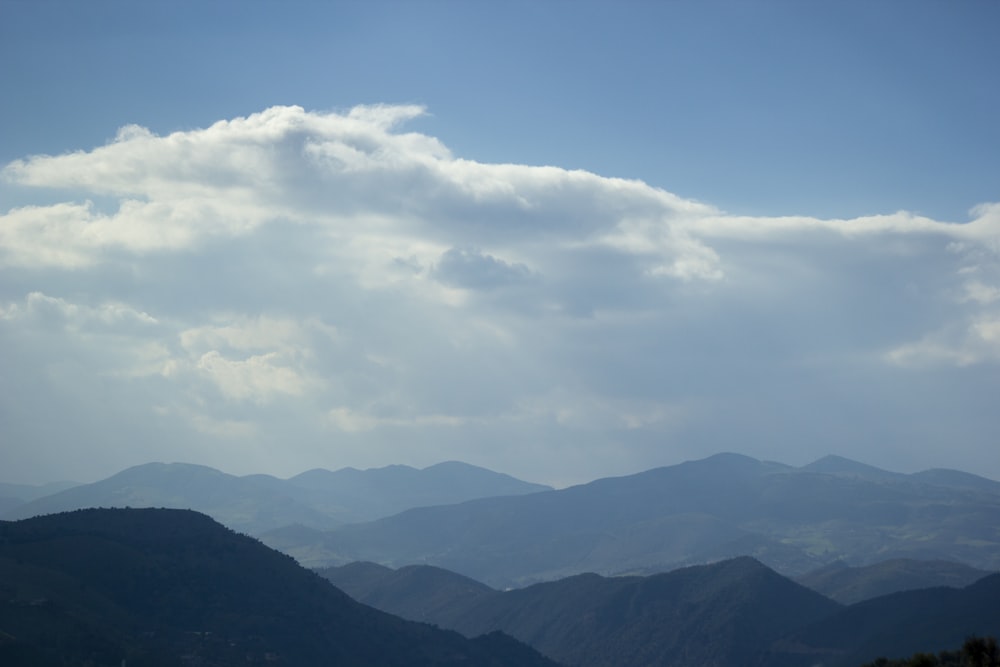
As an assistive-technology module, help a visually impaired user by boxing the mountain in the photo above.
[321,558,1000,667]
[0,480,79,515]
[799,454,905,482]
[0,463,331,534]
[771,573,1000,666]
[909,468,1000,495]
[0,480,79,503]
[796,558,993,604]
[288,453,1000,587]
[0,508,558,666]
[324,562,496,624]
[286,460,551,524]
[2,460,550,534]
[320,557,841,667]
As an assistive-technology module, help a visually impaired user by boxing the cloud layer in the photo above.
[2,105,998,485]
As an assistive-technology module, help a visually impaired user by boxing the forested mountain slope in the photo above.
[320,558,1000,667]
[0,508,558,667]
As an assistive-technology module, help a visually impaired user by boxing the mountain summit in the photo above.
[2,461,551,533]
[289,453,1000,586]
[0,507,557,666]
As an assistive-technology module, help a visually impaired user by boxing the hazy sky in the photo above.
[2,1,999,487]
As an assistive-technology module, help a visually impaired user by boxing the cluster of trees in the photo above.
[863,636,999,667]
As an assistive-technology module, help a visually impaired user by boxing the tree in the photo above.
[962,636,1000,667]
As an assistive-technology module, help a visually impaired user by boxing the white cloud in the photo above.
[887,316,1000,368]
[179,315,334,355]
[194,350,312,403]
[0,291,157,328]
[961,281,1000,304]
[2,105,1000,484]
[326,406,466,433]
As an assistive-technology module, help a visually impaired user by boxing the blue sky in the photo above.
[1,1,999,486]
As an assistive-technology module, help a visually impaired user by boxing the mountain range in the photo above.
[2,505,995,667]
[1,460,550,533]
[5,453,1000,593]
[794,558,992,605]
[271,453,1000,586]
[4,452,1000,666]
[0,507,557,666]
[0,480,78,515]
[318,558,1000,667]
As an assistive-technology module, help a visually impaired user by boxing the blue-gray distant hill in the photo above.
[280,453,1000,586]
[795,558,992,605]
[0,461,550,534]
[0,480,79,515]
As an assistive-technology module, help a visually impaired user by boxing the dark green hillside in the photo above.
[322,557,1000,667]
[0,508,558,666]
[796,558,993,604]
[771,574,1000,667]
[858,635,1000,667]
[319,562,496,623]
[322,556,841,667]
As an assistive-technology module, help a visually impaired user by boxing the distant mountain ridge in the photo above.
[0,480,79,515]
[783,573,1000,666]
[795,558,993,604]
[282,452,1000,586]
[321,557,840,667]
[7,452,999,592]
[1,461,551,534]
[318,557,1000,667]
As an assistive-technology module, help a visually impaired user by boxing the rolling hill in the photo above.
[1,460,550,534]
[795,558,992,604]
[0,508,558,666]
[773,572,1000,666]
[319,558,1000,667]
[288,453,1000,586]
[321,557,841,667]
[0,480,79,515]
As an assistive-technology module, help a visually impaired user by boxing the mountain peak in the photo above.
[110,461,233,481]
[800,455,897,479]
[1,508,556,666]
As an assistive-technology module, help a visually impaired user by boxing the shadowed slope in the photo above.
[771,573,1000,666]
[0,508,558,666]
[322,557,841,667]
[796,558,993,604]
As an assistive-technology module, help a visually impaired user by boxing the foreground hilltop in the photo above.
[0,508,556,666]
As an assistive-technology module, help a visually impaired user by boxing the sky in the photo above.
[1,0,999,488]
